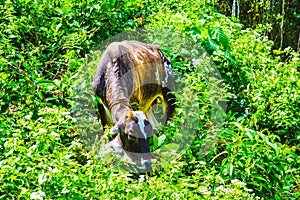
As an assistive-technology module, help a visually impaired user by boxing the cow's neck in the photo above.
[106,61,132,123]
[110,102,131,122]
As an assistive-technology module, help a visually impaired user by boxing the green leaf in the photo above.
[203,39,219,54]
[229,163,234,176]
[36,79,56,84]
[56,23,62,31]
[157,134,166,147]
[0,73,10,80]
[161,143,180,151]
[208,27,230,49]
[245,128,254,141]
[222,51,236,63]
[275,195,281,200]
[266,140,279,151]
[46,97,58,101]
[151,135,159,150]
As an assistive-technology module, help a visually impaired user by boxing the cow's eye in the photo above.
[144,120,150,126]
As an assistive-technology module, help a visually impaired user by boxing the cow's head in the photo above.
[111,110,153,152]
[110,110,154,169]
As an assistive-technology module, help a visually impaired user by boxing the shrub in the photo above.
[219,122,300,198]
[1,0,299,199]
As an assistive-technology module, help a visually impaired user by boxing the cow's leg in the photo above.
[97,101,111,130]
[162,87,176,124]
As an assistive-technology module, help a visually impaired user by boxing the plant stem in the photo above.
[280,0,285,50]
[297,33,300,52]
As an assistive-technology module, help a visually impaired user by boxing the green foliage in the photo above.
[219,123,299,197]
[1,0,299,199]
[203,27,235,63]
[226,27,300,143]
[145,1,300,198]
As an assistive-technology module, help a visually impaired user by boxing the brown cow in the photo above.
[92,40,175,170]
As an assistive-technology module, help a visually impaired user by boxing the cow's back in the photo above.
[92,41,172,110]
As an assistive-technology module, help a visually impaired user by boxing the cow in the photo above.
[92,40,175,170]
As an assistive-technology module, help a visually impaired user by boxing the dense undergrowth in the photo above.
[0,0,299,199]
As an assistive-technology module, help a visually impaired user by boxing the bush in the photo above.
[1,0,299,199]
[219,122,299,198]
[227,28,300,143]
[145,1,300,198]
